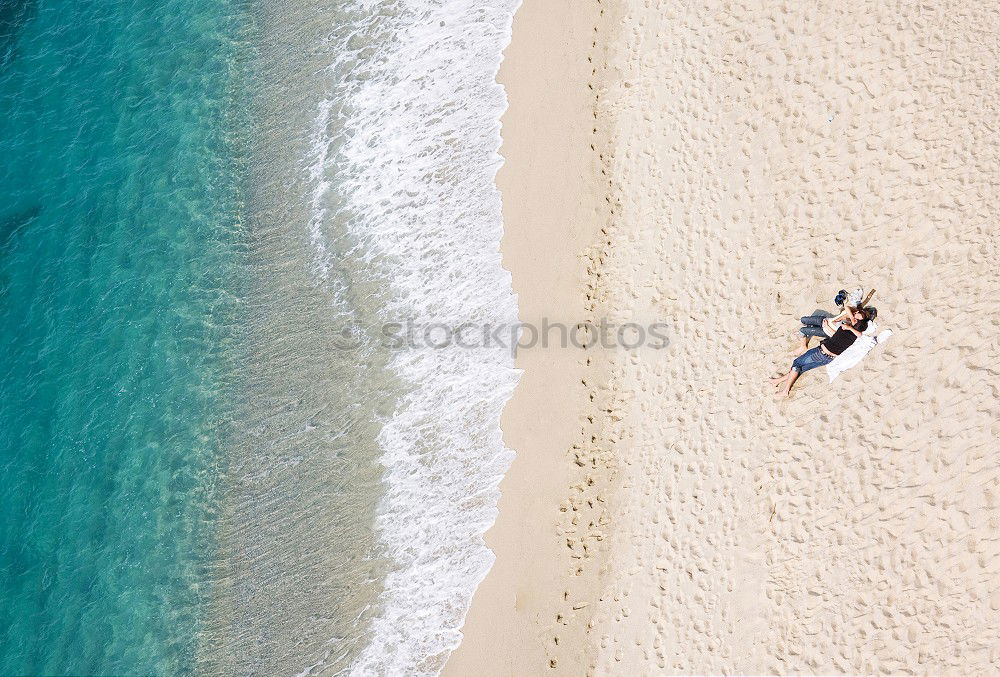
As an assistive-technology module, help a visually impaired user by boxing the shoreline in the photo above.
[442,1,620,675]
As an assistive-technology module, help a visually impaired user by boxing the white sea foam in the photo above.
[306,1,520,675]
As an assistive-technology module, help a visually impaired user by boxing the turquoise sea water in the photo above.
[1,0,519,673]
[0,0,252,673]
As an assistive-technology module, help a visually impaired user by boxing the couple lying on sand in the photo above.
[770,288,877,398]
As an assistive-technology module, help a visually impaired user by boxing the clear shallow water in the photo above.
[0,0,518,674]
[0,0,251,674]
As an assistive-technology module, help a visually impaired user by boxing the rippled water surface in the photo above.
[0,0,251,673]
[0,1,517,674]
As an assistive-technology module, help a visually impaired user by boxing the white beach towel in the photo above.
[826,328,893,382]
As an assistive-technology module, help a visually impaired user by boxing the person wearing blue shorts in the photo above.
[770,308,874,398]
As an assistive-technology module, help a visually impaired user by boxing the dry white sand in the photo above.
[449,0,1000,675]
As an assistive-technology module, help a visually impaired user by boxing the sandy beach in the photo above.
[443,0,617,674]
[447,0,1000,675]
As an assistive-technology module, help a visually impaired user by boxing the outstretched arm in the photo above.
[823,308,849,335]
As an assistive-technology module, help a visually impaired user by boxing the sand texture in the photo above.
[443,1,617,675]
[451,0,1000,675]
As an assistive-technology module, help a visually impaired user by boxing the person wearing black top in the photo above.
[769,308,873,398]
[797,288,876,353]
